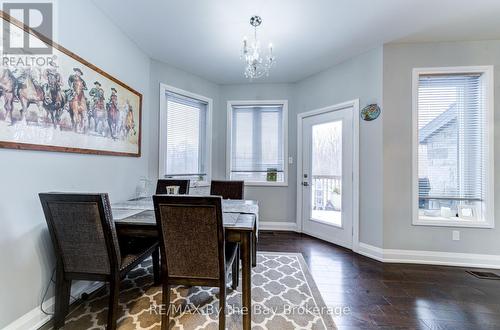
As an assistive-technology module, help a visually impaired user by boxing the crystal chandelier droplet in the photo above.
[241,15,275,80]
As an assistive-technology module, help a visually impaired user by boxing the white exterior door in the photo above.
[300,105,354,249]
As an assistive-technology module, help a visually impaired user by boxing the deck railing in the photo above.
[312,175,342,211]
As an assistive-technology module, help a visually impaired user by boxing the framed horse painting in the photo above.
[0,11,142,156]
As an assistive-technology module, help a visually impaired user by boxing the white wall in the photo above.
[383,40,500,254]
[0,0,151,327]
[295,47,384,247]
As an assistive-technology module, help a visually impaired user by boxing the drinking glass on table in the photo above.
[165,186,180,195]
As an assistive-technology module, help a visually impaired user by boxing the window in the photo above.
[227,101,288,185]
[413,67,494,228]
[159,84,212,184]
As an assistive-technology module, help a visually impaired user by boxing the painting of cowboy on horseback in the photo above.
[106,87,120,139]
[1,64,139,141]
[42,62,67,128]
[66,68,89,132]
[0,62,140,155]
[0,17,141,156]
[89,81,106,134]
[11,67,45,125]
[124,99,137,137]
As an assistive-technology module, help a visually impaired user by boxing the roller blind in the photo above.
[165,92,207,178]
[417,73,485,202]
[230,105,284,182]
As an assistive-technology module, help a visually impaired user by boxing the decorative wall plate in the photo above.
[361,104,381,121]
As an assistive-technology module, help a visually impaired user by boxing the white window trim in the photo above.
[159,83,213,187]
[226,100,289,187]
[412,66,494,228]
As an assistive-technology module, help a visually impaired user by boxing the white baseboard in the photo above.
[4,281,103,330]
[259,221,298,232]
[358,242,500,269]
[357,242,384,262]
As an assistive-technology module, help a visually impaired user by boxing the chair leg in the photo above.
[161,280,171,330]
[107,277,120,330]
[53,263,71,329]
[231,248,239,290]
[219,281,226,330]
[152,248,161,285]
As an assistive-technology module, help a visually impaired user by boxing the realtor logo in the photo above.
[2,2,53,54]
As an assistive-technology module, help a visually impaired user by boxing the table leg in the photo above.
[241,232,252,330]
[252,222,257,267]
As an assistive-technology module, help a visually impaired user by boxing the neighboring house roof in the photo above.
[419,104,457,144]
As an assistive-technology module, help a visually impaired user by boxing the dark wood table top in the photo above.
[114,209,255,231]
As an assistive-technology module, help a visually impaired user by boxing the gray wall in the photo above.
[219,84,296,223]
[148,78,296,222]
[148,59,221,182]
[294,47,384,247]
[0,1,151,327]
[383,40,500,254]
[151,49,384,240]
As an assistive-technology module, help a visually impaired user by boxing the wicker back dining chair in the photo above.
[39,193,160,330]
[152,195,239,330]
[156,179,190,195]
[210,180,244,200]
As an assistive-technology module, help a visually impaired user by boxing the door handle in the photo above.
[302,182,309,186]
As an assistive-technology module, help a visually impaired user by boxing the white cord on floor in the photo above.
[40,267,79,316]
[40,267,56,316]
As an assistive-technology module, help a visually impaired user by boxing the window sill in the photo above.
[244,181,288,187]
[413,216,494,229]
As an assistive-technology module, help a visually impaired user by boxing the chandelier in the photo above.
[241,15,275,80]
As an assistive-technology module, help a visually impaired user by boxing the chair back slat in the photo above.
[210,180,244,200]
[153,195,225,280]
[39,193,121,275]
[156,179,190,195]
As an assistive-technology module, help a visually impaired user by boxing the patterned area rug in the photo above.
[48,252,336,329]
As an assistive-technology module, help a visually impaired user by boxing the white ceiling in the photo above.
[93,0,500,84]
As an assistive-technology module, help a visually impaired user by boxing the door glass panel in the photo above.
[310,120,342,227]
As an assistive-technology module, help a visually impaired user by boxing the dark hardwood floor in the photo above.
[258,231,500,330]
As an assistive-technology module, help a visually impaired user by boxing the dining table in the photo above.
[111,196,259,330]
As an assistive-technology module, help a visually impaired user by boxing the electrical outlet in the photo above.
[452,230,460,241]
[288,156,293,164]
